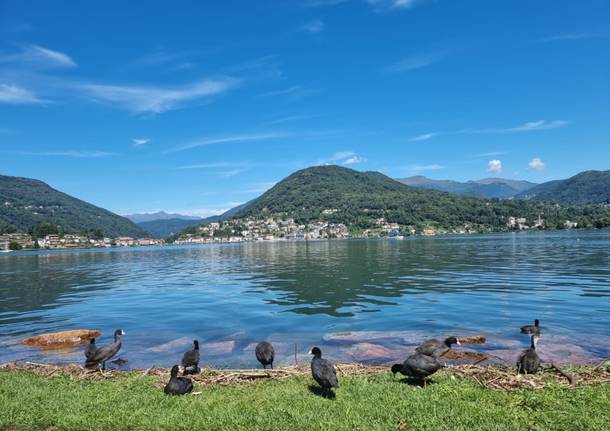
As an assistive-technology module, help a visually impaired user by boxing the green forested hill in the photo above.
[518,170,610,205]
[137,218,204,238]
[234,165,610,230]
[0,174,146,237]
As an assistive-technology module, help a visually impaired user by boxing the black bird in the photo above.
[181,340,200,375]
[255,341,275,369]
[391,353,444,387]
[415,336,460,358]
[517,335,540,374]
[84,329,125,370]
[164,365,194,395]
[309,347,338,396]
[84,338,97,361]
[520,319,541,335]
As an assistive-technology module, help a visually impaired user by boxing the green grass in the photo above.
[1,369,609,431]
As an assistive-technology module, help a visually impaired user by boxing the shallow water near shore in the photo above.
[1,231,609,368]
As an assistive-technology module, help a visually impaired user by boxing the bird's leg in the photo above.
[270,363,273,370]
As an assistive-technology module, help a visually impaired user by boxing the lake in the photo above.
[1,231,609,369]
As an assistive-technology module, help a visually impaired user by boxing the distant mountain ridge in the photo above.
[124,211,202,223]
[517,170,610,205]
[396,176,538,199]
[134,204,251,238]
[0,174,145,237]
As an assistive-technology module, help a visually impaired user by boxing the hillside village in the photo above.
[0,233,163,252]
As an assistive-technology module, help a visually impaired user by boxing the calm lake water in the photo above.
[1,231,609,368]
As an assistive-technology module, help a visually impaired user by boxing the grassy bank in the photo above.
[1,365,609,431]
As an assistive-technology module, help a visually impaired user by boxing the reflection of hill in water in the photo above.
[228,234,610,317]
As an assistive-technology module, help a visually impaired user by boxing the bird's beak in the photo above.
[456,339,461,346]
[307,349,312,355]
[121,330,126,336]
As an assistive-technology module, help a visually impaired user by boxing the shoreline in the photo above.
[2,360,609,390]
[2,228,608,255]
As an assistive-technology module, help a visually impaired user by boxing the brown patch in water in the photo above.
[21,330,101,349]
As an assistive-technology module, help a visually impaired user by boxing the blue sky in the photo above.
[1,0,609,217]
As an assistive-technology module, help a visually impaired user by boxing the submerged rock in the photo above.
[146,337,191,353]
[203,340,235,355]
[21,329,101,349]
[323,331,416,344]
[344,342,405,362]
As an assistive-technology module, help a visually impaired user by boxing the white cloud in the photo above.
[27,45,76,67]
[365,0,420,11]
[502,120,569,132]
[410,120,570,141]
[168,132,286,154]
[528,157,545,171]
[0,44,76,68]
[302,0,348,6]
[266,114,315,125]
[342,155,367,165]
[132,138,150,146]
[18,150,114,158]
[385,52,444,74]
[487,159,502,174]
[78,77,238,114]
[319,150,366,165]
[531,33,608,44]
[254,85,316,101]
[219,169,245,178]
[476,151,507,157]
[0,83,44,104]
[410,132,441,142]
[301,19,324,33]
[178,162,241,170]
[410,164,445,173]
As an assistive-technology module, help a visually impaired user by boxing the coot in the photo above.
[517,335,540,374]
[181,340,200,375]
[84,329,125,370]
[255,341,275,369]
[309,347,338,396]
[520,319,541,335]
[391,353,444,386]
[164,365,194,395]
[415,336,460,358]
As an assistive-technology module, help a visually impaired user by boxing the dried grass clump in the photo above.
[2,361,609,392]
[450,363,610,391]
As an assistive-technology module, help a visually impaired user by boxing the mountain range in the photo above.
[231,165,610,231]
[3,168,610,240]
[0,175,145,238]
[396,176,538,199]
[124,211,203,223]
[516,170,610,204]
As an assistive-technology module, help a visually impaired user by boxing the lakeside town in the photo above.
[1,212,584,253]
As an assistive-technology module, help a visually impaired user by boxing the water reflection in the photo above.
[0,231,609,367]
